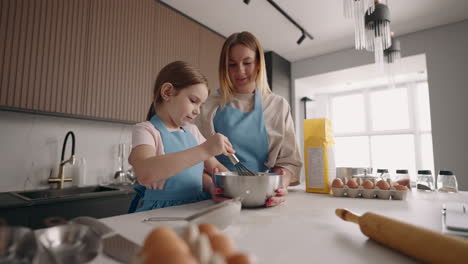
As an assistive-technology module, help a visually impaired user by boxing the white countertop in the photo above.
[93,186,468,263]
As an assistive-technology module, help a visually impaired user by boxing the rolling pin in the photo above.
[336,208,468,264]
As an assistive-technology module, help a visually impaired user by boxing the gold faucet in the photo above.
[48,131,76,189]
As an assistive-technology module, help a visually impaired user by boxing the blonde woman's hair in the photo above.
[146,61,208,121]
[218,31,271,105]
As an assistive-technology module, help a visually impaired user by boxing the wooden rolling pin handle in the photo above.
[335,208,360,224]
[336,208,468,264]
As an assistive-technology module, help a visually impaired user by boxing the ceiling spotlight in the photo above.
[297,34,306,45]
[243,0,251,4]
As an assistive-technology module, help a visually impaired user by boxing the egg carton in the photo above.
[331,186,408,200]
[137,224,254,264]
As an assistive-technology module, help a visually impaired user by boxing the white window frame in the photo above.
[325,80,431,174]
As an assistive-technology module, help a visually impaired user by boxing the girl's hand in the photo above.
[209,167,230,203]
[266,167,289,207]
[202,133,235,157]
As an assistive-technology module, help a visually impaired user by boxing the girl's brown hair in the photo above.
[146,61,208,120]
[218,31,271,105]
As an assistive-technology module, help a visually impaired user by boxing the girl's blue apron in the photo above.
[128,115,210,213]
[213,89,269,172]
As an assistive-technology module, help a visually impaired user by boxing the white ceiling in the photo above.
[160,0,468,62]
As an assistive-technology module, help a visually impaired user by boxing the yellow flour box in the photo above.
[303,118,336,193]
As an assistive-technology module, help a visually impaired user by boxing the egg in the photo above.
[141,226,190,260]
[193,233,213,264]
[346,178,359,189]
[386,178,395,186]
[226,253,253,264]
[199,223,220,237]
[183,224,200,246]
[210,252,227,264]
[376,180,390,190]
[395,185,408,191]
[143,252,197,264]
[342,177,348,185]
[396,178,410,187]
[331,178,344,188]
[208,233,236,258]
[362,180,374,189]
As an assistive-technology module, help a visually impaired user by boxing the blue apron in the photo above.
[128,115,210,213]
[213,89,269,172]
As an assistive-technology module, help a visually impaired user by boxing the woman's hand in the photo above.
[201,133,235,157]
[266,167,291,207]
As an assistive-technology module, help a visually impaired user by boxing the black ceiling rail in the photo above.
[266,0,314,44]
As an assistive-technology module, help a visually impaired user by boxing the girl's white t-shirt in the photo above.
[131,121,206,189]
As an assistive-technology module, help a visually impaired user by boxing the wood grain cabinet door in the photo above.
[0,0,89,116]
[0,0,224,123]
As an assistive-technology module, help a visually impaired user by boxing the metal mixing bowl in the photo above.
[37,223,101,264]
[0,226,38,263]
[214,172,283,207]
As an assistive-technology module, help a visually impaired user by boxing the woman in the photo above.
[195,31,302,207]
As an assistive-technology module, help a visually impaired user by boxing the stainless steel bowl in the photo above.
[214,172,282,207]
[37,223,101,264]
[0,226,38,263]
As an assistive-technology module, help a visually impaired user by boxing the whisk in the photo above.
[228,154,256,176]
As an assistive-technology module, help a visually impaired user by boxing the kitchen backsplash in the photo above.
[0,111,134,192]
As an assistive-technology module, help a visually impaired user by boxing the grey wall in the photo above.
[0,111,133,192]
[292,20,468,190]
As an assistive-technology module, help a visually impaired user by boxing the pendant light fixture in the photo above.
[384,33,401,89]
[343,0,376,50]
[365,1,392,65]
[384,33,401,64]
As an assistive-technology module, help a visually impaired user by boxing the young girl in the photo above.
[128,61,234,213]
[195,32,303,207]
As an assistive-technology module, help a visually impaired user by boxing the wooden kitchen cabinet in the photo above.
[0,0,225,123]
[199,26,225,91]
[0,0,89,116]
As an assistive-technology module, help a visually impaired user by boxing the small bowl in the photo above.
[37,223,101,264]
[0,226,38,263]
[214,171,282,207]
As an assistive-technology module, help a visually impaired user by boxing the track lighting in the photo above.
[242,0,313,45]
[297,33,306,45]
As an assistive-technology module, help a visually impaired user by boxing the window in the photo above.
[331,94,365,133]
[370,88,410,131]
[329,81,433,180]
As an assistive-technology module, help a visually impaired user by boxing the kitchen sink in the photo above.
[12,185,120,201]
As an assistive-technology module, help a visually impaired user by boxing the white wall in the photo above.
[0,111,133,192]
[292,20,468,190]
